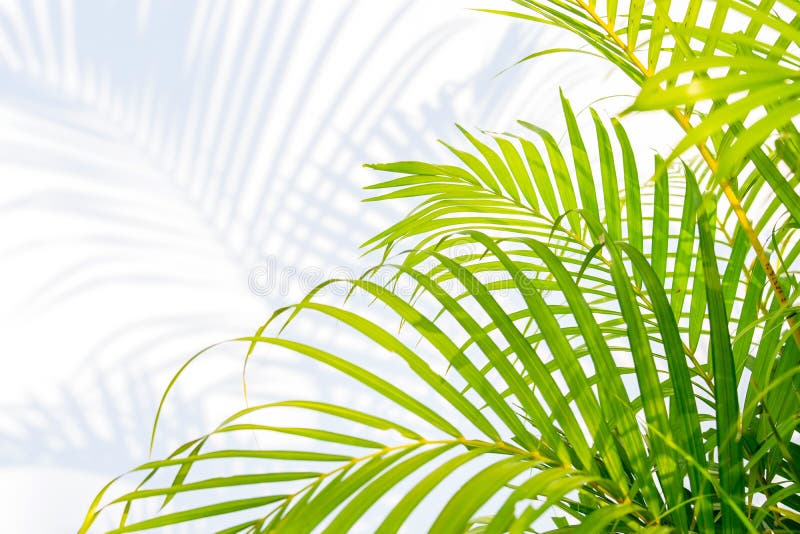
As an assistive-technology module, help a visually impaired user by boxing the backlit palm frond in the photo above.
[492,0,800,242]
[491,0,800,412]
[77,229,712,532]
[78,104,800,532]
[79,214,800,531]
[629,0,800,230]
[73,2,800,532]
[362,98,800,531]
[363,95,738,349]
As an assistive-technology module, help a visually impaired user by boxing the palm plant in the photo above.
[80,0,800,531]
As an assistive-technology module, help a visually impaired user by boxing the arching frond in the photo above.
[77,1,800,532]
[80,110,799,532]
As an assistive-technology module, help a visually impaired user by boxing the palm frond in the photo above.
[79,105,800,531]
[75,1,800,531]
[493,0,800,362]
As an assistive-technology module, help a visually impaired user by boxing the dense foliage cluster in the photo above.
[82,0,800,532]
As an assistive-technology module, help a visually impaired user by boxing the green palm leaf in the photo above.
[78,1,800,531]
